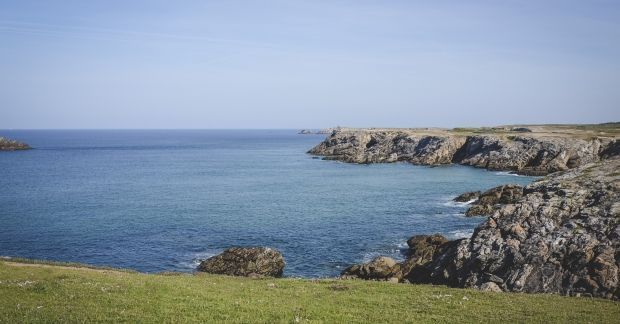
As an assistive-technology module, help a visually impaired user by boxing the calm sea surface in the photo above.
[0,130,535,277]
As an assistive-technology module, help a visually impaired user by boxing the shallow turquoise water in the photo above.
[0,130,534,277]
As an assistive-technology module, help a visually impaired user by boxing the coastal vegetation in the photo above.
[1,260,619,323]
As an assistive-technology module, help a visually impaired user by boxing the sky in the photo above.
[1,0,619,129]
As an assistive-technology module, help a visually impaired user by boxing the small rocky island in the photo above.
[0,137,31,151]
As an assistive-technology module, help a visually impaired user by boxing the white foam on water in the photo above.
[179,251,218,270]
[494,171,522,177]
[442,198,476,207]
[361,240,409,263]
[448,229,474,239]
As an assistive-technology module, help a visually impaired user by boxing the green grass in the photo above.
[1,261,619,323]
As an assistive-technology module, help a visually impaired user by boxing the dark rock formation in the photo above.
[510,127,532,133]
[465,184,523,216]
[309,128,618,175]
[599,139,620,159]
[454,191,481,203]
[197,247,285,278]
[0,137,31,151]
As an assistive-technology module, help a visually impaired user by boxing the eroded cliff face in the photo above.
[309,129,616,175]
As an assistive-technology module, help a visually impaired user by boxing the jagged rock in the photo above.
[341,256,400,281]
[409,158,620,300]
[197,247,285,277]
[454,191,481,203]
[308,128,618,175]
[465,184,523,216]
[0,137,31,151]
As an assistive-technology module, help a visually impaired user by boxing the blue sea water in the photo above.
[0,130,535,277]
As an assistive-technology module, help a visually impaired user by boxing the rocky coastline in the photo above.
[339,155,620,299]
[191,125,620,300]
[308,124,620,175]
[0,137,31,151]
[308,124,620,299]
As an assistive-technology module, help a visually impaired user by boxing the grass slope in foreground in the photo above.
[1,261,619,323]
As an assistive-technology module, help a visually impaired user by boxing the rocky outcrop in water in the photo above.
[197,247,285,277]
[464,184,523,216]
[0,137,31,151]
[341,234,449,282]
[344,158,620,299]
[309,127,618,175]
[454,191,481,203]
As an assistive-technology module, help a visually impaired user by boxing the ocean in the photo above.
[0,130,535,277]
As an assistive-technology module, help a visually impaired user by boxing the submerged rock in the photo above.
[197,247,285,278]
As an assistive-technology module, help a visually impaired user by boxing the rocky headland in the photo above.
[316,124,620,299]
[0,137,31,151]
[309,124,620,175]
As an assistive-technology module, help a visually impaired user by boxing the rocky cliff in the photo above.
[309,125,619,175]
[343,157,620,299]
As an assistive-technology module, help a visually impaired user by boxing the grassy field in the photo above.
[1,260,619,323]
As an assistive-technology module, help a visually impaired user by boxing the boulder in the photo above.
[407,234,449,263]
[197,247,285,277]
[341,256,400,281]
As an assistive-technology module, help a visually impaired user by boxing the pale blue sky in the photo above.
[1,0,619,129]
